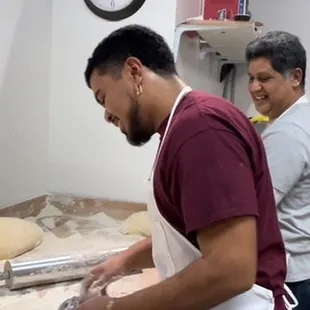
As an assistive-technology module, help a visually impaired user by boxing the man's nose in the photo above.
[104,110,113,123]
[249,79,262,93]
[104,110,119,127]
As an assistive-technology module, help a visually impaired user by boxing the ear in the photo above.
[124,57,143,84]
[290,68,303,87]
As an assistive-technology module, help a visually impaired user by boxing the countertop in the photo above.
[0,202,159,309]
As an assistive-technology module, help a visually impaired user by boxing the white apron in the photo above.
[147,86,298,309]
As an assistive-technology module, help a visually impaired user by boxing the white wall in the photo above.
[3,0,310,207]
[0,0,51,207]
[48,0,177,203]
[175,0,203,25]
[176,36,251,114]
[174,0,227,102]
[177,35,223,95]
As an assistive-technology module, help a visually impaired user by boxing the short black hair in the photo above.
[245,31,307,88]
[85,24,177,87]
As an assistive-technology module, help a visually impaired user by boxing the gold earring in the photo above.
[135,84,143,96]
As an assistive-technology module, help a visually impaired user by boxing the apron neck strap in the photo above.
[149,86,192,178]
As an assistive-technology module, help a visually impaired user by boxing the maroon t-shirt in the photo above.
[153,91,287,309]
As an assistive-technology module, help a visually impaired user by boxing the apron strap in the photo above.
[283,284,298,309]
[148,86,192,180]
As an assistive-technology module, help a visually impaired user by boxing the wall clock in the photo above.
[84,0,146,21]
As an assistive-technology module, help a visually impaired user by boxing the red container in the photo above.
[203,0,240,20]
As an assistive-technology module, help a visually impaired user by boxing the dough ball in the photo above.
[120,211,151,237]
[0,217,44,259]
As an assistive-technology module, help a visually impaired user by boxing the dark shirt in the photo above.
[153,91,287,309]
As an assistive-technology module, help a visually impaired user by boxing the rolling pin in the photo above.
[0,247,127,290]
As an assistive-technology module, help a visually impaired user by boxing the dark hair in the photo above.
[85,24,177,87]
[245,31,307,88]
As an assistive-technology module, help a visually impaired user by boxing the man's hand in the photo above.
[75,216,257,310]
[80,252,128,301]
[80,238,153,301]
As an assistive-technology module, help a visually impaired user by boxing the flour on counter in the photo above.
[46,195,75,206]
[38,204,63,217]
[13,226,144,260]
[0,281,80,310]
[88,212,122,227]
[19,203,144,260]
[0,269,159,310]
[0,203,149,309]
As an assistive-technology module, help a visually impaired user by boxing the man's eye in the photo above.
[259,77,271,82]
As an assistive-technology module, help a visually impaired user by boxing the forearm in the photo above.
[124,237,154,270]
[112,257,253,310]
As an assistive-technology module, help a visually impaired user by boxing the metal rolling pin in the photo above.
[0,247,128,290]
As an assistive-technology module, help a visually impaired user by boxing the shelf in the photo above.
[173,19,263,64]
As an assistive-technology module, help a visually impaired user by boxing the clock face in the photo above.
[88,0,135,12]
[84,0,146,21]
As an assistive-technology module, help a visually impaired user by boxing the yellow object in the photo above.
[120,211,151,237]
[0,217,44,259]
[250,115,269,123]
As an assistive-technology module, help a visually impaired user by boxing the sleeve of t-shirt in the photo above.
[263,126,307,198]
[174,129,259,234]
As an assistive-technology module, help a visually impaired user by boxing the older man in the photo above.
[246,30,310,310]
[78,25,292,310]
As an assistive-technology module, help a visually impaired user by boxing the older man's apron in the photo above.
[147,86,297,309]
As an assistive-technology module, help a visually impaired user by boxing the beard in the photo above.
[124,100,153,147]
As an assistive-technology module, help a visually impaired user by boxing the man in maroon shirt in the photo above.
[78,25,290,310]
